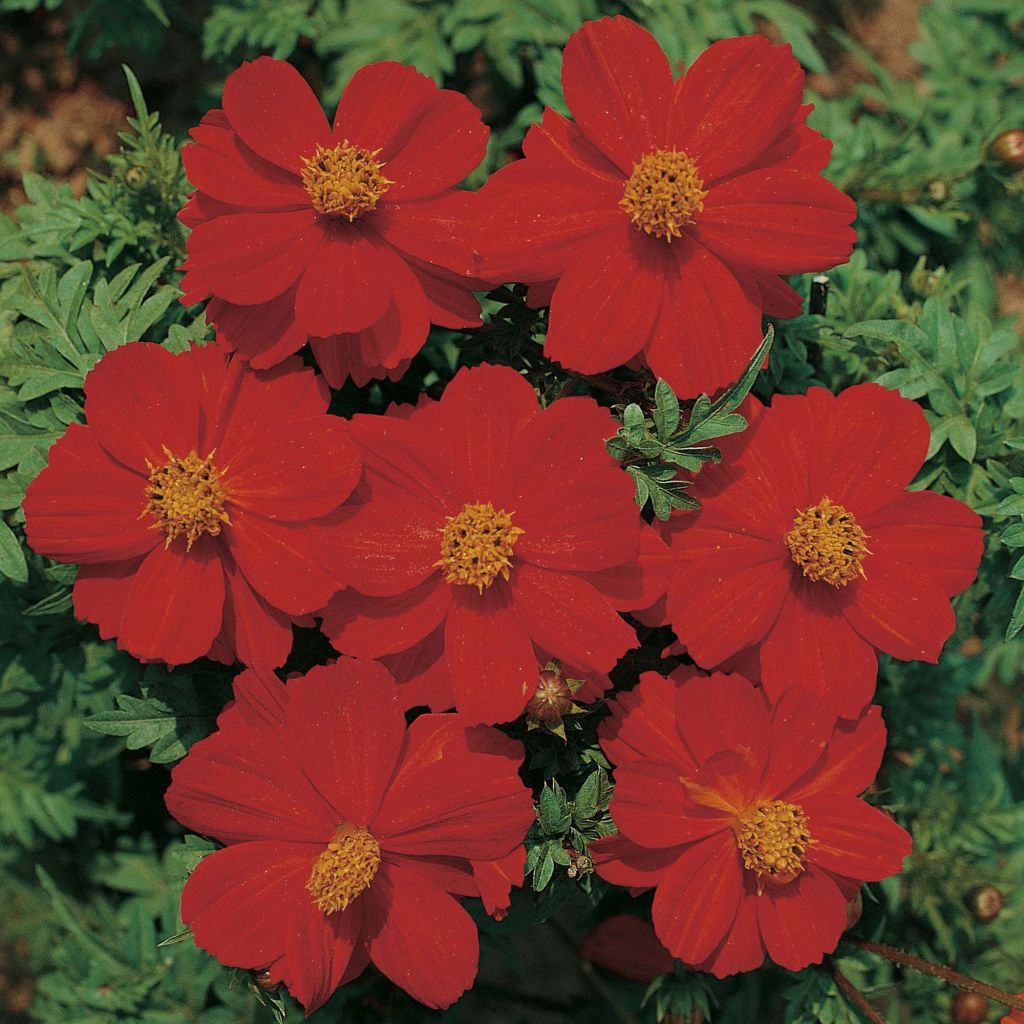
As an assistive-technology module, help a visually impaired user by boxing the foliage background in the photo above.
[1,1,1023,1022]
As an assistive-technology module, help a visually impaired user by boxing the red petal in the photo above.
[222,57,331,173]
[209,290,307,368]
[183,121,307,209]
[220,561,296,670]
[652,832,744,964]
[372,190,481,278]
[72,560,138,644]
[672,36,804,185]
[187,208,321,305]
[472,847,525,919]
[562,16,672,173]
[788,706,887,802]
[804,795,911,881]
[166,676,336,844]
[697,883,765,978]
[844,566,953,665]
[759,687,835,796]
[118,539,224,665]
[294,224,395,337]
[666,530,790,669]
[674,672,769,767]
[861,489,983,597]
[225,508,343,615]
[282,894,363,1015]
[318,500,442,598]
[613,760,731,848]
[590,834,682,889]
[435,363,539,502]
[181,840,315,969]
[587,525,673,611]
[795,384,931,516]
[758,579,878,719]
[546,224,669,374]
[523,106,624,184]
[475,159,621,284]
[286,658,406,826]
[333,62,487,200]
[643,236,765,399]
[406,256,482,329]
[601,671,696,770]
[694,170,856,273]
[756,867,848,970]
[321,579,452,658]
[445,586,537,725]
[509,564,637,675]
[362,860,479,1009]
[510,397,639,571]
[83,343,205,473]
[23,424,155,564]
[373,715,532,860]
[221,417,360,521]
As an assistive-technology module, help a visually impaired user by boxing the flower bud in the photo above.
[989,130,1024,169]
[966,884,1004,923]
[951,991,988,1024]
[844,892,863,931]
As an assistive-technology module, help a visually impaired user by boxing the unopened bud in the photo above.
[253,969,282,994]
[951,991,988,1024]
[966,884,1003,923]
[989,130,1024,170]
[845,892,863,931]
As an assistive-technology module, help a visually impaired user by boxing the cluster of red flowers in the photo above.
[20,13,988,1016]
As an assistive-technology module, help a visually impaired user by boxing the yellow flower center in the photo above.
[436,501,524,593]
[734,799,812,886]
[300,140,392,219]
[784,496,870,587]
[144,447,230,550]
[306,824,381,915]
[620,149,707,241]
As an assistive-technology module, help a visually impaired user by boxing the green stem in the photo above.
[854,939,1024,1012]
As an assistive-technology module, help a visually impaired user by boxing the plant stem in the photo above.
[854,939,1024,1012]
[831,963,886,1024]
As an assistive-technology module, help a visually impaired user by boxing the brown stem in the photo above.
[854,939,1024,1012]
[831,963,885,1024]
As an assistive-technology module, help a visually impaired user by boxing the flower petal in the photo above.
[601,671,697,770]
[756,867,848,971]
[804,795,911,880]
[788,705,887,801]
[591,833,683,888]
[187,208,322,305]
[373,715,532,860]
[508,564,638,675]
[697,883,765,978]
[694,170,856,273]
[286,658,406,827]
[222,56,331,172]
[362,860,478,1010]
[333,62,487,199]
[652,832,744,964]
[562,16,672,173]
[220,562,296,670]
[294,224,396,337]
[23,424,155,564]
[118,539,225,665]
[445,586,537,725]
[672,36,804,184]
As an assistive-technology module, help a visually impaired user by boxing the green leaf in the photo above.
[0,519,27,583]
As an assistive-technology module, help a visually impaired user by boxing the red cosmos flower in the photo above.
[1001,997,1024,1023]
[591,671,911,975]
[661,384,984,718]
[165,659,534,1013]
[317,363,668,725]
[22,343,358,669]
[581,914,674,982]
[474,17,856,398]
[179,57,488,388]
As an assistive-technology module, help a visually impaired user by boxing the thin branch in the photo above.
[831,962,886,1024]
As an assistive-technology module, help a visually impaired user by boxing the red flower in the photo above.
[473,17,856,398]
[317,363,669,725]
[179,57,488,388]
[164,660,534,1013]
[1001,996,1024,1023]
[592,671,911,975]
[581,914,674,982]
[662,384,984,718]
[23,343,358,668]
